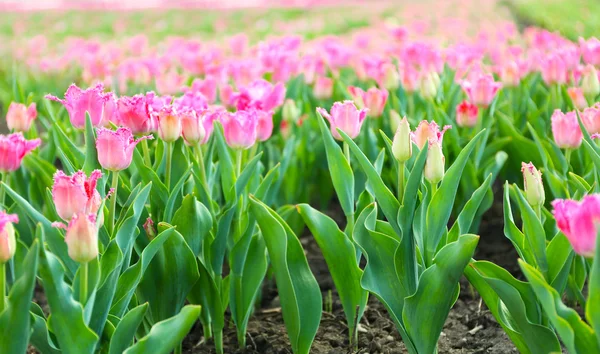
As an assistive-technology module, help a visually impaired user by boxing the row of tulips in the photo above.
[2,25,600,354]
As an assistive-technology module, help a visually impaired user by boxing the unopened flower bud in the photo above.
[389,110,402,132]
[65,213,98,263]
[381,63,400,90]
[419,71,440,99]
[282,99,301,122]
[522,162,545,207]
[424,140,445,184]
[392,117,412,163]
[0,212,18,263]
[582,65,600,98]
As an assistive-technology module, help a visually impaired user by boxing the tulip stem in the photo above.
[79,262,88,307]
[0,172,5,210]
[141,139,152,167]
[165,142,173,191]
[174,342,182,354]
[235,149,243,177]
[431,182,438,197]
[343,142,350,164]
[195,145,210,197]
[398,162,405,204]
[0,262,5,314]
[215,329,224,354]
[565,148,572,168]
[109,171,119,236]
[534,205,542,221]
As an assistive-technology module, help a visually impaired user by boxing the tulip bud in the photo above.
[582,65,600,98]
[392,117,412,163]
[567,87,588,110]
[313,77,334,100]
[424,140,445,184]
[0,212,18,263]
[143,217,157,240]
[419,71,440,99]
[156,106,182,142]
[6,102,37,132]
[181,110,206,146]
[282,99,301,122]
[381,63,400,90]
[65,213,98,263]
[521,162,545,207]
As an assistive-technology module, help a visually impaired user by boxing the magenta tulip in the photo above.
[46,83,112,128]
[553,195,600,257]
[0,133,41,173]
[96,127,153,171]
[317,101,368,140]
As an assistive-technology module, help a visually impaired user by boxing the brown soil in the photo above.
[183,198,519,354]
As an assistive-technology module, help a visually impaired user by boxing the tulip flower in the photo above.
[190,77,218,103]
[552,195,600,257]
[96,127,153,171]
[521,162,545,208]
[6,102,37,132]
[380,63,400,90]
[567,87,588,110]
[499,60,527,87]
[551,109,582,149]
[282,99,301,122]
[313,77,334,100]
[412,120,451,149]
[424,139,445,185]
[52,170,102,221]
[540,54,568,85]
[45,83,112,128]
[0,212,18,264]
[220,110,259,150]
[419,71,441,100]
[316,101,368,140]
[0,133,41,173]
[579,37,600,66]
[455,101,479,127]
[155,105,182,143]
[582,105,600,134]
[389,110,402,132]
[256,110,274,142]
[392,117,412,163]
[348,87,388,118]
[581,64,600,98]
[231,79,286,112]
[62,213,99,263]
[181,110,206,146]
[461,73,502,108]
[117,94,155,134]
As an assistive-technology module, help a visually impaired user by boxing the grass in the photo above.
[504,0,600,40]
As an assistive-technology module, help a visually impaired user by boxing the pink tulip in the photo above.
[461,73,502,108]
[0,133,41,172]
[540,54,568,85]
[154,105,182,142]
[399,64,420,93]
[232,79,286,112]
[6,102,37,132]
[499,60,527,87]
[348,86,388,118]
[145,92,173,114]
[229,33,248,56]
[553,195,600,257]
[256,110,274,142]
[189,77,217,103]
[64,213,99,263]
[317,101,368,140]
[567,87,588,110]
[173,91,209,114]
[579,37,600,66]
[52,170,102,221]
[551,109,582,149]
[313,77,334,100]
[0,212,18,263]
[155,69,186,96]
[180,110,206,146]
[412,121,452,149]
[455,101,479,127]
[46,83,112,128]
[117,94,155,134]
[199,108,223,144]
[96,127,153,171]
[582,105,600,134]
[220,110,258,149]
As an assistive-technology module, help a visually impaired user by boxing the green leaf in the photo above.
[297,204,367,337]
[316,112,354,217]
[163,169,192,222]
[339,130,401,236]
[123,305,201,354]
[587,235,600,348]
[250,196,321,354]
[465,261,561,354]
[546,233,574,293]
[0,240,40,354]
[402,234,479,354]
[37,225,99,354]
[30,302,61,354]
[521,260,600,353]
[137,227,200,324]
[424,130,485,262]
[502,182,536,265]
[447,174,493,243]
[109,303,149,354]
[171,194,213,257]
[512,186,548,275]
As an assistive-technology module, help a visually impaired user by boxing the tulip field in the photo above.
[2,0,600,353]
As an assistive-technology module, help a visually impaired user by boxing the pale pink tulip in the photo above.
[567,87,588,110]
[6,102,37,132]
[412,121,451,149]
[313,77,334,100]
[317,101,368,140]
[256,110,274,142]
[461,73,501,108]
[220,110,258,149]
[52,170,102,221]
[0,212,18,263]
[64,213,98,263]
[180,110,206,146]
[96,127,153,171]
[582,105,600,134]
[154,105,182,142]
[551,110,582,149]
